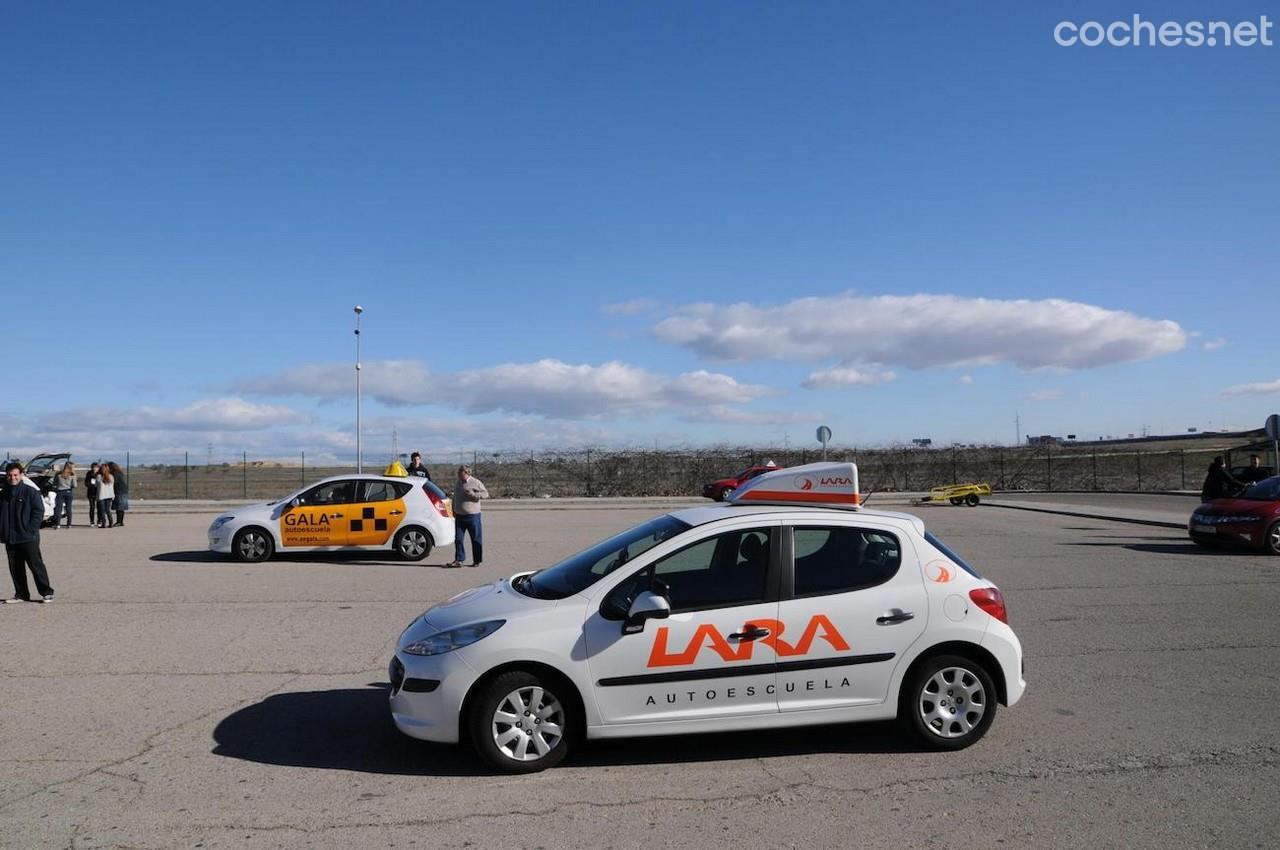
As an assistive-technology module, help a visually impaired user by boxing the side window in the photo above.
[303,480,355,506]
[361,480,409,502]
[656,528,771,613]
[601,528,772,619]
[792,526,901,596]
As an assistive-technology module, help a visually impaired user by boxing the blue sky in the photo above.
[2,1,1277,462]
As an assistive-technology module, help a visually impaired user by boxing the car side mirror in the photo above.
[623,590,670,634]
[289,498,301,508]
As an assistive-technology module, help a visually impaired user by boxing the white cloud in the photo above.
[1202,338,1227,351]
[36,398,308,433]
[1027,389,1064,402]
[1222,379,1280,397]
[801,364,897,389]
[238,359,774,420]
[602,298,660,316]
[958,374,974,385]
[651,293,1186,371]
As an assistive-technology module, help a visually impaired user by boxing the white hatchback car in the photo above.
[208,474,454,562]
[389,463,1025,772]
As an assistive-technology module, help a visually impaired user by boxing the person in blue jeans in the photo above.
[448,465,489,567]
[52,461,76,528]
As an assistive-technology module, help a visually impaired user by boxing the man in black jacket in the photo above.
[1,462,55,603]
[405,452,433,481]
[1200,456,1242,502]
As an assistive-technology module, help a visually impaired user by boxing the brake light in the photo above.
[969,587,1008,624]
[423,485,451,517]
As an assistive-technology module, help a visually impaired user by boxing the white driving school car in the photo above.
[388,462,1025,772]
[208,474,454,562]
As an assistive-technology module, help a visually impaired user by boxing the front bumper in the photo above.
[388,649,479,744]
[208,529,232,553]
[1187,519,1266,548]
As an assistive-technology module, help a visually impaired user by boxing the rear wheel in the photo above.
[232,527,274,563]
[901,654,997,750]
[394,527,432,561]
[469,671,573,773]
[717,486,734,502]
[965,493,981,507]
[1265,521,1280,556]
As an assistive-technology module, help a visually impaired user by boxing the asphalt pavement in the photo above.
[1,496,1276,848]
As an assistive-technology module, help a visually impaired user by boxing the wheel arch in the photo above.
[899,641,1008,707]
[459,660,587,746]
[393,523,435,547]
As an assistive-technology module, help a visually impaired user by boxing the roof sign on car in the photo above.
[728,462,860,507]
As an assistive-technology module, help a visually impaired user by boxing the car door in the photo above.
[345,480,410,547]
[278,479,356,549]
[583,522,782,725]
[775,522,927,712]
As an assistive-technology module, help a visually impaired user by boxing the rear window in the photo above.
[422,481,447,500]
[924,531,982,578]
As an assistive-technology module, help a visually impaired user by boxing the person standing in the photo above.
[405,452,433,481]
[1238,455,1269,484]
[84,462,100,527]
[447,465,488,567]
[109,461,129,527]
[52,461,76,528]
[96,463,116,528]
[1200,456,1241,502]
[1,462,55,603]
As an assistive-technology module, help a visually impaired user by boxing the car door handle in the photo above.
[389,509,403,515]
[331,512,344,519]
[876,610,915,625]
[729,626,770,641]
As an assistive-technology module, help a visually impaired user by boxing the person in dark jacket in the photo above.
[84,462,100,527]
[2,462,55,603]
[1237,455,1269,485]
[405,452,432,481]
[108,461,129,527]
[1200,457,1242,502]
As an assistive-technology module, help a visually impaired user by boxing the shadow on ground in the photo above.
[150,550,449,567]
[1060,540,1263,556]
[212,683,924,776]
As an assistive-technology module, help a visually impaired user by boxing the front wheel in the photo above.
[901,654,997,750]
[232,527,274,563]
[469,671,573,773]
[393,527,432,561]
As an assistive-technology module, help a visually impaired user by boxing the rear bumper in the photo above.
[981,622,1026,706]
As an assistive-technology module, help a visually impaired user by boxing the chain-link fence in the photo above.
[47,442,1268,500]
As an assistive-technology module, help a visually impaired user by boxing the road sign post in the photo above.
[816,425,832,461]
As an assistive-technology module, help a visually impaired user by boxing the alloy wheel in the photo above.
[491,686,565,762]
[918,665,987,739]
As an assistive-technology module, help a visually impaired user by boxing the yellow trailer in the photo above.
[915,482,992,507]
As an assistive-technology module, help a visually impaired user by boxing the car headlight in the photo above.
[210,515,234,531]
[402,620,505,656]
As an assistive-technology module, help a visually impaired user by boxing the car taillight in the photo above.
[969,587,1007,624]
[424,485,451,517]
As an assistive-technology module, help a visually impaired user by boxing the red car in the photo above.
[701,463,780,501]
[1188,475,1280,554]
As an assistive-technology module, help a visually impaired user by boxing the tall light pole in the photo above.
[354,305,363,473]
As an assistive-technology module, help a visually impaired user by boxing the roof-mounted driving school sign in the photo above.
[729,462,860,506]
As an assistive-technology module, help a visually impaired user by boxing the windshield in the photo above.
[520,515,691,600]
[1239,476,1280,502]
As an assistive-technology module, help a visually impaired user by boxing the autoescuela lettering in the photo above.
[644,677,854,707]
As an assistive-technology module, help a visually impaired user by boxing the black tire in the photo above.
[965,493,980,507]
[717,486,733,502]
[901,654,997,750]
[232,527,274,563]
[393,526,433,561]
[468,670,573,773]
[949,497,962,506]
[1264,521,1280,556]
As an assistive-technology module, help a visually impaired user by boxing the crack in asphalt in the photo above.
[133,744,1280,838]
[0,674,307,815]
